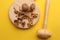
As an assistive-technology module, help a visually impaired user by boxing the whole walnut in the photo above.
[30,4,35,12]
[22,3,29,12]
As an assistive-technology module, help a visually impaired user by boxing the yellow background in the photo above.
[0,0,60,40]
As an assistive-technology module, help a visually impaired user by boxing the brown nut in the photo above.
[22,3,29,12]
[23,15,27,19]
[18,15,24,20]
[30,4,35,12]
[18,12,25,17]
[14,7,19,14]
[28,18,33,25]
[32,13,38,18]
[14,18,22,25]
[17,11,23,17]
[27,21,33,27]
[14,20,19,25]
[17,17,22,21]
[21,22,25,27]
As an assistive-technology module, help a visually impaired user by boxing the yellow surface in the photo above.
[0,0,60,40]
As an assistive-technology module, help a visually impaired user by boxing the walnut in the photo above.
[30,4,35,12]
[14,18,22,25]
[14,20,19,25]
[17,17,22,21]
[14,7,20,14]
[21,22,25,27]
[31,13,38,18]
[23,15,27,19]
[27,22,33,27]
[22,3,29,12]
[27,18,33,27]
[18,12,25,17]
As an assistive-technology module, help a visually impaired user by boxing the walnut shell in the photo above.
[22,3,29,12]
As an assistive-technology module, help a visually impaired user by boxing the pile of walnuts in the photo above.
[14,3,38,27]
